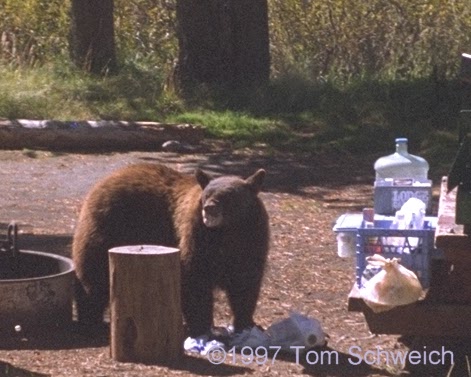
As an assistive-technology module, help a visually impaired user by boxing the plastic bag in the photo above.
[185,313,327,355]
[229,325,270,349]
[400,197,426,230]
[265,312,327,351]
[360,254,423,313]
[226,313,326,354]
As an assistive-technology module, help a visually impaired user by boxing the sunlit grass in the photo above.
[0,62,463,162]
[168,111,283,138]
[0,62,173,121]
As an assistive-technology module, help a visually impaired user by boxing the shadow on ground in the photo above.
[139,148,379,197]
[0,361,50,377]
[0,323,109,351]
[0,222,72,256]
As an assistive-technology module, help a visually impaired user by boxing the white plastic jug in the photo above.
[374,138,429,181]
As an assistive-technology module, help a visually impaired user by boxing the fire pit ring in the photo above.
[0,249,75,334]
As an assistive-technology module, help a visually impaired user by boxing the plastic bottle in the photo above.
[386,210,406,253]
[374,138,429,181]
[391,210,406,230]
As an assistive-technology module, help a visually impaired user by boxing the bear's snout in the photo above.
[202,203,223,228]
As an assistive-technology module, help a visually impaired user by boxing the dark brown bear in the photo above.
[72,163,269,336]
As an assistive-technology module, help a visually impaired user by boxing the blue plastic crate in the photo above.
[356,219,435,289]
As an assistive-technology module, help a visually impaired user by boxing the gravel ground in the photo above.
[0,146,460,377]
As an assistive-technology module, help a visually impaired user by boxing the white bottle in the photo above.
[391,210,406,230]
[387,210,406,253]
[374,138,429,182]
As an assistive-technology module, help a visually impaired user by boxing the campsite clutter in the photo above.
[334,138,441,314]
[334,132,471,338]
[334,138,440,305]
[184,312,327,356]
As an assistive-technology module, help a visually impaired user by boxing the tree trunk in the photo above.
[175,0,270,93]
[109,245,183,365]
[69,0,117,74]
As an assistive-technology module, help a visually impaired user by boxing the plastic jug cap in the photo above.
[395,138,408,144]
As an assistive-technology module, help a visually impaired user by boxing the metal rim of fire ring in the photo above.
[0,250,75,283]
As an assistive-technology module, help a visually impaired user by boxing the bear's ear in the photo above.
[195,168,212,189]
[245,169,266,193]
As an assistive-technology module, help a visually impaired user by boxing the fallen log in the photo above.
[0,119,204,151]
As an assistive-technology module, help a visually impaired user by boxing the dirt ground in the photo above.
[0,144,463,377]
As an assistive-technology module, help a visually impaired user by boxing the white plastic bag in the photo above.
[401,197,426,230]
[360,254,423,313]
[266,312,326,351]
[400,197,427,248]
[228,313,327,353]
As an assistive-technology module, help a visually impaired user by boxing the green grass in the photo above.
[0,61,175,121]
[167,110,290,147]
[0,62,464,169]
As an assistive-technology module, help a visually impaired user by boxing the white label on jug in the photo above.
[391,190,429,210]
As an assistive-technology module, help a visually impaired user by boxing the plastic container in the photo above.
[356,219,436,289]
[332,213,363,258]
[374,138,429,180]
[374,138,432,215]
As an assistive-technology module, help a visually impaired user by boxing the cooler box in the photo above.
[374,179,432,215]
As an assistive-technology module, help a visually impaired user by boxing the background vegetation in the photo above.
[1,0,470,166]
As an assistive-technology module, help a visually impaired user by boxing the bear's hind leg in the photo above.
[75,278,109,326]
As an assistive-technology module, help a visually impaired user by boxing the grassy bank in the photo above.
[0,63,463,156]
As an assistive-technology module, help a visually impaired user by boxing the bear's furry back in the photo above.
[72,163,270,297]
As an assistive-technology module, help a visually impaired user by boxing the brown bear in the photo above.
[72,163,269,337]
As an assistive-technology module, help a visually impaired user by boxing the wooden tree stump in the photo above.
[109,245,183,365]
